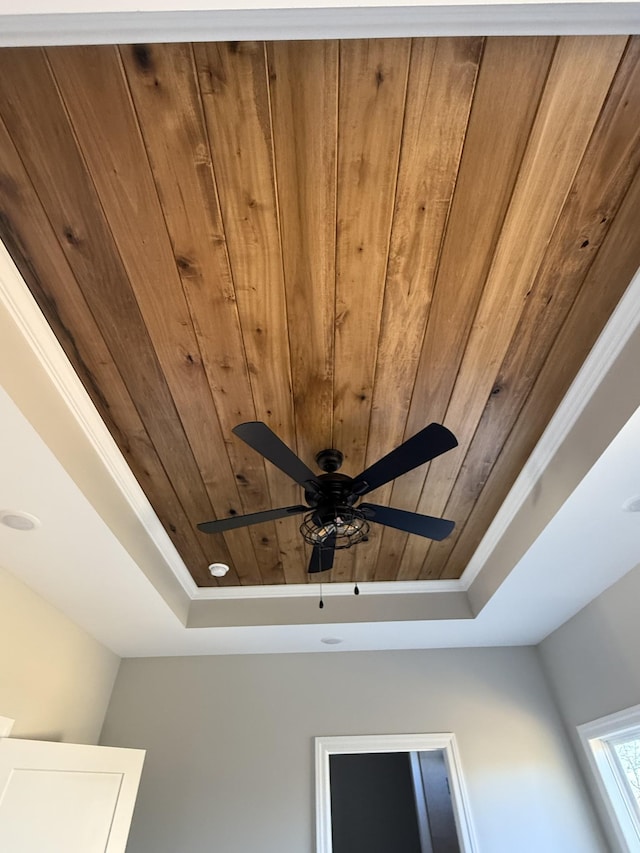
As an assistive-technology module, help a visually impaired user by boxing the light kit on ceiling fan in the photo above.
[300,507,369,548]
[198,420,458,575]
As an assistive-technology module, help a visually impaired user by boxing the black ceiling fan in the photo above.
[198,421,458,574]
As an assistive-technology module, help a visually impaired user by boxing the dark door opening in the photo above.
[329,750,461,853]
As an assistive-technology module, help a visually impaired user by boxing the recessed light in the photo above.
[0,510,41,531]
[622,495,640,513]
[209,562,230,577]
[321,637,343,645]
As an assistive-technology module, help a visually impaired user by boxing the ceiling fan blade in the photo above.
[197,504,307,534]
[308,534,337,573]
[351,423,458,496]
[360,503,455,541]
[233,421,319,489]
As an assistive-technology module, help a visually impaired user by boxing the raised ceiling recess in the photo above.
[0,37,639,587]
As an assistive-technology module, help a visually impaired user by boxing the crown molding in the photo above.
[0,3,639,47]
[191,578,465,599]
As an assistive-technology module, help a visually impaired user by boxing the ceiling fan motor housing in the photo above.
[304,472,357,508]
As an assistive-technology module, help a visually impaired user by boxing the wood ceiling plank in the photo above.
[2,37,637,589]
[0,46,251,584]
[350,526,380,585]
[194,41,307,584]
[400,34,627,579]
[119,44,265,496]
[355,35,482,582]
[118,42,288,586]
[267,40,339,585]
[0,113,223,587]
[270,519,308,585]
[44,44,269,585]
[425,35,640,579]
[327,548,354,584]
[441,156,640,580]
[372,36,557,581]
[267,40,337,470]
[332,38,411,582]
[333,38,411,476]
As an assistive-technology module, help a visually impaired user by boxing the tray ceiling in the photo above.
[0,36,638,587]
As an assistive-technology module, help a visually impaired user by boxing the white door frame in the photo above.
[315,732,478,853]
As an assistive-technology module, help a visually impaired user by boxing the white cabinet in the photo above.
[0,737,144,852]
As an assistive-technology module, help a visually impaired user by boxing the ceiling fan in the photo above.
[198,421,458,575]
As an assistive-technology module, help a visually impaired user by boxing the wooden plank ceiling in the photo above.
[0,36,639,587]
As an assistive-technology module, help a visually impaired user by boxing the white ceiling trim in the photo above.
[0,2,639,47]
[195,578,464,599]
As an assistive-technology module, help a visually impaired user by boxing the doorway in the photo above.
[315,733,477,853]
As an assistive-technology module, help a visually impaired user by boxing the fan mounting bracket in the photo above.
[315,448,344,473]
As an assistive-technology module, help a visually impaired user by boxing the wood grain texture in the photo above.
[0,46,242,584]
[331,38,411,581]
[333,39,411,475]
[194,41,306,583]
[356,36,482,581]
[267,40,339,582]
[427,35,640,578]
[401,34,627,577]
[119,42,286,585]
[441,154,640,579]
[45,44,268,584]
[267,40,338,466]
[0,37,637,587]
[378,36,557,580]
[0,112,222,587]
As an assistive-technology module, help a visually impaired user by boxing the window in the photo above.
[578,704,640,852]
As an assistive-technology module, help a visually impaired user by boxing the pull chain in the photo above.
[319,581,324,609]
[354,581,360,596]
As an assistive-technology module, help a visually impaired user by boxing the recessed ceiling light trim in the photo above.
[0,509,41,530]
[622,495,640,513]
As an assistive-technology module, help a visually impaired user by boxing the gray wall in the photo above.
[539,561,640,726]
[539,560,640,850]
[101,647,604,852]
